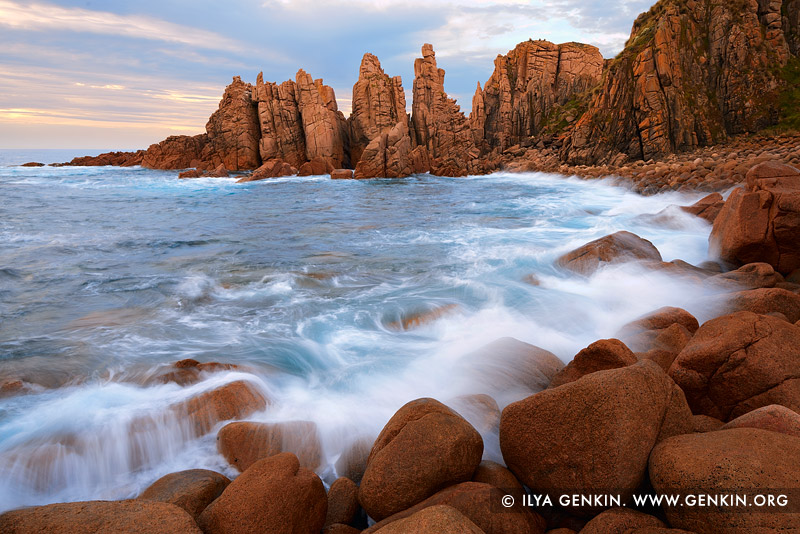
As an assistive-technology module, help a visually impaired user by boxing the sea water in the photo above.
[0,150,725,511]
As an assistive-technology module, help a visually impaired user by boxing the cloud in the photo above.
[0,0,247,53]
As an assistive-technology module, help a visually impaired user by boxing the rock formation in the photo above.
[296,70,350,169]
[470,40,603,152]
[204,76,261,170]
[252,74,306,168]
[563,0,796,165]
[411,44,480,177]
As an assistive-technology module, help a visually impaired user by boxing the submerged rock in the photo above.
[556,231,662,275]
[138,469,230,520]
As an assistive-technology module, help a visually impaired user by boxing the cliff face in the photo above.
[470,40,603,153]
[124,0,797,176]
[411,44,480,177]
[563,0,796,165]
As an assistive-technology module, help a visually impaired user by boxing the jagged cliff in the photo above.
[69,0,798,178]
[562,0,799,165]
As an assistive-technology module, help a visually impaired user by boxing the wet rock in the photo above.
[549,339,637,388]
[198,453,326,534]
[298,156,334,176]
[362,482,546,534]
[335,436,372,484]
[447,394,501,435]
[217,420,321,472]
[178,169,202,179]
[616,307,699,371]
[371,504,485,534]
[722,287,800,323]
[138,469,230,520]
[325,477,359,527]
[556,231,662,276]
[150,359,239,386]
[61,151,144,167]
[353,121,429,179]
[0,500,202,534]
[202,164,229,178]
[331,169,354,179]
[323,525,361,534]
[460,337,564,405]
[649,429,800,533]
[358,398,483,520]
[710,162,800,275]
[681,193,725,223]
[173,380,268,436]
[710,262,785,290]
[722,404,800,438]
[385,303,459,331]
[237,159,296,182]
[500,361,693,515]
[669,312,800,420]
[21,161,45,167]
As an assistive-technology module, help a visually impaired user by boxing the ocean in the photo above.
[0,149,723,510]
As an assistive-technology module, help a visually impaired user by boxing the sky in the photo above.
[0,0,654,150]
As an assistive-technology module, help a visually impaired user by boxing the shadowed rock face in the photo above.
[563,0,794,165]
[470,40,603,152]
[411,44,480,177]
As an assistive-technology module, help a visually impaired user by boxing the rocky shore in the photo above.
[2,160,799,533]
[46,0,799,192]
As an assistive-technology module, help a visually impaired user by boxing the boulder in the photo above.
[353,122,429,178]
[325,477,359,527]
[178,169,202,179]
[681,193,725,223]
[324,525,361,534]
[331,169,354,180]
[556,232,662,276]
[172,380,268,436]
[198,453,326,534]
[615,307,699,372]
[722,287,800,323]
[692,414,724,433]
[372,505,485,534]
[579,508,665,534]
[669,312,800,420]
[710,162,800,275]
[358,398,483,520]
[217,420,321,472]
[549,339,637,388]
[722,404,800,438]
[500,361,693,515]
[298,156,333,176]
[709,262,784,290]
[335,436,372,484]
[386,303,459,331]
[649,429,800,533]
[471,460,525,501]
[138,469,230,520]
[459,337,564,406]
[146,359,239,387]
[237,160,295,182]
[203,164,229,178]
[0,500,202,534]
[447,394,501,435]
[362,482,545,534]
